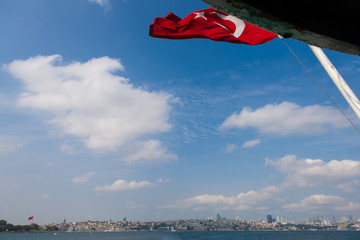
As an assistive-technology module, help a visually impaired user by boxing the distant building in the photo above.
[267,215,272,224]
[216,214,221,222]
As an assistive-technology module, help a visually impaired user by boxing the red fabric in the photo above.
[149,8,277,45]
[28,216,33,220]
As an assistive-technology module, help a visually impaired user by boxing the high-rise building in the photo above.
[267,214,273,223]
[216,214,221,222]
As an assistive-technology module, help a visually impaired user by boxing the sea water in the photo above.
[0,231,359,240]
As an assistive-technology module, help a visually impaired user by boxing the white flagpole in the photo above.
[308,45,360,121]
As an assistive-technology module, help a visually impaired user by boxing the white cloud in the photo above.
[242,139,260,148]
[157,178,171,183]
[162,185,282,210]
[220,102,347,135]
[71,171,96,183]
[94,179,154,192]
[122,140,177,164]
[88,0,110,10]
[283,194,346,211]
[267,155,360,188]
[40,194,49,199]
[334,202,360,211]
[46,162,54,167]
[164,194,236,209]
[0,136,24,155]
[6,55,172,151]
[224,143,237,153]
[333,180,360,193]
[127,201,143,209]
[193,207,208,211]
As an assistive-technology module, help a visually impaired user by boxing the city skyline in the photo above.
[0,0,359,225]
[2,212,359,229]
[13,212,357,225]
[3,214,359,232]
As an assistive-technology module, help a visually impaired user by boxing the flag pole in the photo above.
[308,45,360,121]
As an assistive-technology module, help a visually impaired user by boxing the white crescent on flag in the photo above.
[209,11,246,38]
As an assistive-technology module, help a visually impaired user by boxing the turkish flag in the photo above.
[149,8,277,45]
[28,216,33,220]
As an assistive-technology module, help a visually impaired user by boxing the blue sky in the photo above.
[1,0,360,225]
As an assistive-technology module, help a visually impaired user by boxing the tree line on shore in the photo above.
[0,219,59,232]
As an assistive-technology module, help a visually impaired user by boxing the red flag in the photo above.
[28,216,33,220]
[149,8,277,45]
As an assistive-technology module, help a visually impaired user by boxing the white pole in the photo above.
[309,45,360,120]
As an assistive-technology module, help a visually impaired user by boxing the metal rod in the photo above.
[309,45,360,120]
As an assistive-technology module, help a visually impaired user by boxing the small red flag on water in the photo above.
[149,8,277,45]
[28,216,33,220]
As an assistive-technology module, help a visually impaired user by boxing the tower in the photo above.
[267,214,272,223]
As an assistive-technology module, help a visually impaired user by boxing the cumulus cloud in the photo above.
[220,102,347,135]
[242,139,260,148]
[224,143,237,153]
[71,171,96,183]
[283,194,346,211]
[94,179,154,192]
[267,155,360,188]
[88,0,110,10]
[122,140,177,164]
[162,185,282,210]
[6,55,172,151]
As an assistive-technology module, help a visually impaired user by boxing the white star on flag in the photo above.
[194,11,207,20]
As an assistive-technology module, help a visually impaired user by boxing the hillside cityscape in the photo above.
[2,214,359,232]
